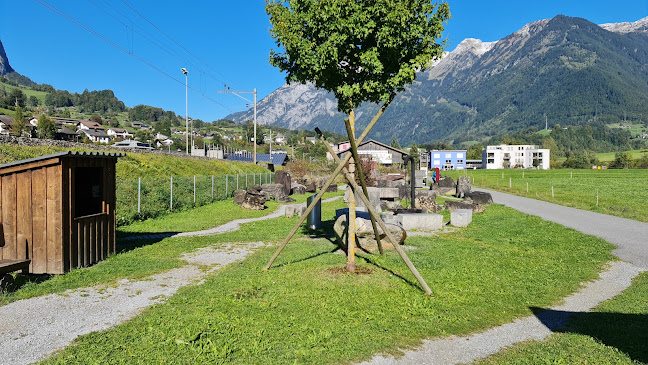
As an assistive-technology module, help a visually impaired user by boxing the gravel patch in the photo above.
[0,242,265,365]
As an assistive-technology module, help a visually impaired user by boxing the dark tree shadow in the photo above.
[116,231,180,253]
[531,307,648,363]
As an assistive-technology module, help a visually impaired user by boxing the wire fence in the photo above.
[116,173,274,226]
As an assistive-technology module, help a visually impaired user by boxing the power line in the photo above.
[118,0,240,90]
[32,0,233,113]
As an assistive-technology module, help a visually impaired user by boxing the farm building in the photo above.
[0,151,122,275]
[335,139,409,166]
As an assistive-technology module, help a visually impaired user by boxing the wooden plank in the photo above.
[1,175,17,260]
[61,160,70,272]
[31,168,47,274]
[89,216,95,265]
[0,175,3,260]
[46,165,63,274]
[107,161,116,255]
[0,158,61,177]
[16,172,32,262]
[83,220,89,267]
[0,259,31,275]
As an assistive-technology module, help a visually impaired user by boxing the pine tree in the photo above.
[13,106,25,137]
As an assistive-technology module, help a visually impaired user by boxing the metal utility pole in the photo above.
[216,87,257,164]
[181,68,189,155]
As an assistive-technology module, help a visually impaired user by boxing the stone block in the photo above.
[285,203,307,217]
[345,187,381,212]
[464,191,494,205]
[445,200,485,213]
[456,176,471,198]
[451,209,472,227]
[378,187,400,199]
[380,212,443,231]
[275,171,291,195]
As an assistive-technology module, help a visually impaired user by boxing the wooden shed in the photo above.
[0,151,123,275]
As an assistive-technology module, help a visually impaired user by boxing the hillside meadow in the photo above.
[444,168,648,222]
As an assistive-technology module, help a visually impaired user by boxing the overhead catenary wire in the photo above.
[118,0,241,90]
[32,0,234,113]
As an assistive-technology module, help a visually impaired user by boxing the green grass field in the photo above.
[1,81,49,105]
[444,169,648,222]
[32,197,615,364]
[595,149,648,162]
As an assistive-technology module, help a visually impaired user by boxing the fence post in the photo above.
[226,175,229,198]
[526,182,529,193]
[596,189,599,207]
[137,177,141,214]
[236,174,239,190]
[552,185,554,198]
[522,171,525,179]
[571,171,573,179]
[194,176,196,204]
[211,175,214,201]
[170,177,173,210]
[509,177,512,188]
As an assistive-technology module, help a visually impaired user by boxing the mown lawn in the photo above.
[476,272,648,364]
[444,169,648,222]
[38,199,615,364]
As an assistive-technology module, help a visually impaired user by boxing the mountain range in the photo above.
[227,15,648,145]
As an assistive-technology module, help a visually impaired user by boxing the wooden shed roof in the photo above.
[0,151,125,173]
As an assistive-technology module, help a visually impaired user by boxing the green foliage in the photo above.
[36,114,56,139]
[13,106,25,136]
[266,0,450,113]
[45,89,125,113]
[390,135,401,149]
[467,143,484,159]
[562,151,599,169]
[608,151,632,169]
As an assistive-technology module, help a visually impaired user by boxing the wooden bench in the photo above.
[0,259,31,276]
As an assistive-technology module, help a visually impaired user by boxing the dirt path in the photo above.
[360,189,646,364]
[0,196,343,365]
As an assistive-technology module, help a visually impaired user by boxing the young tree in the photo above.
[266,0,450,115]
[37,114,56,139]
[13,106,26,136]
[390,135,401,149]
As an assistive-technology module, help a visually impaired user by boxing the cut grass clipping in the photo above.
[475,271,648,365]
[41,202,614,364]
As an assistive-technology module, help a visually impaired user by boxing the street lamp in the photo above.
[216,87,257,164]
[181,68,188,155]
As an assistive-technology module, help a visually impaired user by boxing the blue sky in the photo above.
[1,0,646,123]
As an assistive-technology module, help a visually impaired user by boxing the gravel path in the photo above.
[360,189,646,365]
[0,196,343,365]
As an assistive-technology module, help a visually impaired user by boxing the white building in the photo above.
[482,145,550,169]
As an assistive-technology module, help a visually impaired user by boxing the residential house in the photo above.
[0,115,14,135]
[56,126,79,142]
[77,120,105,132]
[80,129,111,144]
[107,127,134,140]
[482,145,550,169]
[429,150,468,170]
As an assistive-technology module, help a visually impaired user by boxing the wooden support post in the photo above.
[318,130,431,295]
[264,94,395,271]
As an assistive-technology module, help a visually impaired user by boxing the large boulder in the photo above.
[291,182,306,195]
[333,214,406,253]
[241,189,267,210]
[456,176,471,198]
[305,181,317,193]
[434,177,456,194]
[464,191,494,205]
[275,170,291,195]
[445,200,485,213]
[415,195,443,213]
[233,189,247,205]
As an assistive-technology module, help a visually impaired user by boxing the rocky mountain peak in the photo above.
[0,39,15,76]
[600,16,648,34]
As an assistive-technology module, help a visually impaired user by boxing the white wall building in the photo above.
[482,145,550,169]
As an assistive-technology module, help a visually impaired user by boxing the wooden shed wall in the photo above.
[0,162,65,274]
[0,154,118,275]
